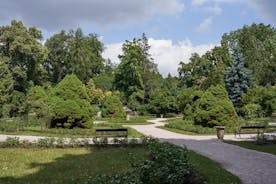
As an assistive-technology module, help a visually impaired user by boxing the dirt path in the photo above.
[126,118,276,184]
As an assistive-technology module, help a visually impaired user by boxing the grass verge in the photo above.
[0,126,144,138]
[0,145,241,184]
[188,150,241,184]
[0,147,148,184]
[225,140,276,155]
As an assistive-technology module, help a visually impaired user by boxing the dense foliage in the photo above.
[194,85,237,127]
[101,92,125,118]
[49,75,93,128]
[225,44,252,107]
[91,140,204,184]
[0,20,275,129]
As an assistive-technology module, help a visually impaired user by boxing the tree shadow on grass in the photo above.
[0,146,147,184]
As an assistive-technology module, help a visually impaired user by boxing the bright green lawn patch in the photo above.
[0,145,241,184]
[0,147,148,184]
[158,126,199,135]
[188,151,241,184]
[225,141,276,155]
[96,116,153,125]
[0,126,144,138]
[163,119,241,135]
[164,119,217,135]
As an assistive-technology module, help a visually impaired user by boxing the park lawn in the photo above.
[0,126,144,138]
[95,116,153,125]
[158,126,200,135]
[225,140,276,155]
[0,146,241,184]
[188,150,241,184]
[0,147,148,184]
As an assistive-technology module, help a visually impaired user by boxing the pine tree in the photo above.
[225,44,252,107]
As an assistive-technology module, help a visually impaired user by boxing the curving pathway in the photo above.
[125,118,276,184]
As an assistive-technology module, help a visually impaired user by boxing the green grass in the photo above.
[158,126,199,135]
[164,119,218,135]
[225,141,276,155]
[0,117,148,138]
[188,151,241,184]
[95,116,153,125]
[0,147,149,184]
[0,146,241,184]
[0,126,144,138]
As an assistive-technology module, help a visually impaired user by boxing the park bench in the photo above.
[95,128,128,138]
[235,125,265,137]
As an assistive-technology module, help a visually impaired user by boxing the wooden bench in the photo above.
[95,128,128,138]
[235,125,265,137]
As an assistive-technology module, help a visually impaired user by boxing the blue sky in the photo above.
[0,0,275,76]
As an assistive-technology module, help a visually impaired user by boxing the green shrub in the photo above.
[56,137,65,148]
[91,173,140,184]
[26,86,49,119]
[147,88,178,115]
[37,138,55,148]
[166,120,216,134]
[194,85,237,127]
[3,137,20,147]
[101,93,125,118]
[90,140,203,184]
[69,138,80,148]
[242,103,264,120]
[139,142,192,184]
[49,74,94,128]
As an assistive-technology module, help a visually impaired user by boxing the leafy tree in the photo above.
[93,73,113,91]
[101,92,125,118]
[49,75,93,128]
[114,34,161,102]
[114,39,144,99]
[128,90,145,112]
[86,79,104,105]
[163,73,181,96]
[148,88,178,115]
[194,85,237,127]
[222,23,276,86]
[26,86,49,120]
[139,33,160,101]
[9,90,27,117]
[225,44,252,107]
[242,86,276,116]
[45,28,105,84]
[0,58,14,117]
[177,88,203,120]
[0,20,48,92]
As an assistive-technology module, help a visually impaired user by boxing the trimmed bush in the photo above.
[194,85,237,127]
[49,74,94,128]
[101,93,125,118]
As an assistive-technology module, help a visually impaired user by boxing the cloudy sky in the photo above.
[0,0,275,76]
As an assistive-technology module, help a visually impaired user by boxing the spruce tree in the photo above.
[225,44,252,107]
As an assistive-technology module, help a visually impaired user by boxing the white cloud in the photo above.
[206,5,222,15]
[191,0,276,26]
[103,38,217,77]
[196,17,213,33]
[0,0,184,31]
[191,0,209,6]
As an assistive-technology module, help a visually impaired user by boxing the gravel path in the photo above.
[125,118,276,184]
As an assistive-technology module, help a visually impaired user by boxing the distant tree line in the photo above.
[0,20,275,128]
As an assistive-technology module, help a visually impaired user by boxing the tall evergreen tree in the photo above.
[225,44,252,107]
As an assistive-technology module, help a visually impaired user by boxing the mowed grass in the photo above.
[0,117,148,138]
[0,146,241,184]
[95,116,153,125]
[0,147,148,184]
[225,141,276,155]
[0,126,144,138]
[188,151,241,184]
